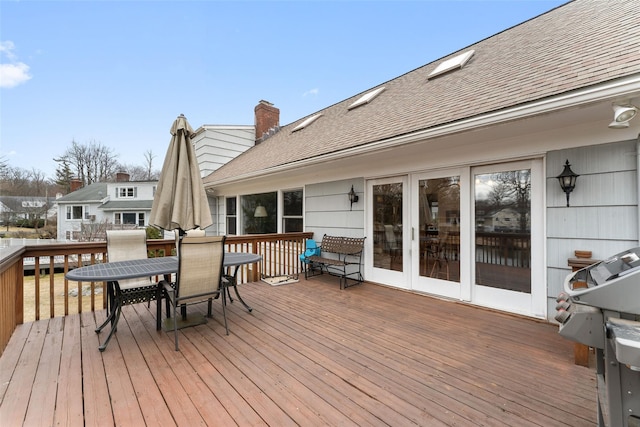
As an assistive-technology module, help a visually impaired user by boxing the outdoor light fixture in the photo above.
[609,103,638,128]
[556,159,579,207]
[254,204,267,218]
[348,185,359,210]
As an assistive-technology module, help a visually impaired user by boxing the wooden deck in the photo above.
[0,276,596,426]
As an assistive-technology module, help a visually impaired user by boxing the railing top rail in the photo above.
[3,232,315,272]
[0,245,26,272]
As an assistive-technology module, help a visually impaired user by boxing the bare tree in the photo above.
[56,140,120,185]
[490,170,531,232]
[30,168,47,196]
[3,167,31,195]
[123,165,149,181]
[80,219,110,242]
[144,150,156,180]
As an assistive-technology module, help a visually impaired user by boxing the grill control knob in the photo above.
[555,309,571,324]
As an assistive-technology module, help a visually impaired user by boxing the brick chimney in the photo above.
[254,100,280,143]
[70,178,83,192]
[115,172,130,182]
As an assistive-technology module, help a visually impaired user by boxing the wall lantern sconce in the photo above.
[254,204,267,218]
[609,103,638,129]
[556,159,579,207]
[348,185,359,210]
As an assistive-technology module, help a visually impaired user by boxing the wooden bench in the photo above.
[303,235,366,289]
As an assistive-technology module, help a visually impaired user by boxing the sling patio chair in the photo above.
[95,229,159,351]
[160,235,228,351]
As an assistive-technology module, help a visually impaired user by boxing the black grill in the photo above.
[557,247,640,427]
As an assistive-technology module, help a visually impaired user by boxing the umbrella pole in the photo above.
[176,227,186,319]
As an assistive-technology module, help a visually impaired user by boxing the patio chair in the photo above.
[96,229,158,351]
[174,228,206,255]
[161,235,227,351]
[170,228,209,316]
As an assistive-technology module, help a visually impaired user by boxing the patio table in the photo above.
[66,252,262,351]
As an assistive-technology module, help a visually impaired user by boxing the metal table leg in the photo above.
[95,281,122,352]
[224,266,252,312]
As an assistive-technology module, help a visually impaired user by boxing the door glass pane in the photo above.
[419,177,460,282]
[373,183,403,272]
[474,170,531,293]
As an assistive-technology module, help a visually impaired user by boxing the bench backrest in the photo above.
[321,235,365,255]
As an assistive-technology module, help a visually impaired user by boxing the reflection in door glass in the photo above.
[373,183,403,272]
[474,170,531,293]
[419,177,460,282]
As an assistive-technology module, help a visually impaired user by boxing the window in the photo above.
[348,87,385,110]
[114,212,144,225]
[427,50,475,79]
[66,205,85,220]
[226,197,237,235]
[116,187,136,198]
[292,114,322,132]
[241,192,277,234]
[283,189,303,232]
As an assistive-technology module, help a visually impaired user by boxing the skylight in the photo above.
[292,114,322,132]
[348,87,386,110]
[427,50,475,79]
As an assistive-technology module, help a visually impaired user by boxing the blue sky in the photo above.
[1,0,566,180]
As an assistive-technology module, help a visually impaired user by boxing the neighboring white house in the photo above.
[0,196,57,226]
[200,0,640,322]
[56,174,157,241]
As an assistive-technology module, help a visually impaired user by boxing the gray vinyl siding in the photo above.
[546,140,639,314]
[304,178,365,240]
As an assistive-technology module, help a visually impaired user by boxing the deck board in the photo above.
[0,277,597,426]
[53,313,84,427]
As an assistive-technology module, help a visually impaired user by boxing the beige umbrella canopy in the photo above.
[150,114,212,233]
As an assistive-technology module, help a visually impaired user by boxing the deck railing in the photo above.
[0,232,312,356]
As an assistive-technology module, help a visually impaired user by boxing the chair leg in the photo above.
[156,284,162,331]
[171,296,179,351]
[221,289,229,335]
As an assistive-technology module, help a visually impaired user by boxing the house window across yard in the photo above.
[66,205,86,220]
[283,189,303,232]
[115,212,145,226]
[226,197,237,235]
[116,187,137,198]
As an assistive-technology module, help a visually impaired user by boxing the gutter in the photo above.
[207,74,640,187]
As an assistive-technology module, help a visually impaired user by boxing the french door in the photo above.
[366,176,409,288]
[471,160,545,317]
[411,169,468,299]
[365,159,545,318]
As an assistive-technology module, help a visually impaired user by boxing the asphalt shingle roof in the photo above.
[55,183,108,203]
[204,0,640,185]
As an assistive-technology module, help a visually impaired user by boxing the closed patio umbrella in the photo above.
[150,114,212,234]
